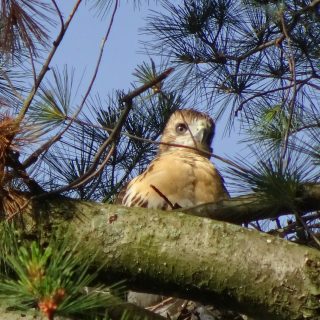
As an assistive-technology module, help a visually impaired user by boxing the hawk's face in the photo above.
[158,109,215,157]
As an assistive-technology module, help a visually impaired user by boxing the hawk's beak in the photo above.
[194,126,209,144]
[194,127,212,153]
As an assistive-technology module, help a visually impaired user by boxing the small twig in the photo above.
[6,151,44,193]
[16,0,82,123]
[66,143,116,190]
[21,0,119,170]
[237,35,285,62]
[147,297,175,312]
[249,221,262,232]
[6,197,30,221]
[275,218,282,229]
[34,141,115,198]
[121,68,174,103]
[268,212,320,238]
[150,185,181,209]
[234,77,311,116]
[76,0,119,116]
[279,14,297,161]
[176,300,191,320]
[51,0,64,28]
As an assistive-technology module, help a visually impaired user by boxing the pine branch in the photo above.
[9,193,320,320]
[184,183,320,225]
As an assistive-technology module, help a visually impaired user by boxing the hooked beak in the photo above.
[193,127,212,153]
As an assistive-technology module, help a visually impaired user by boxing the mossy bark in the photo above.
[13,195,320,320]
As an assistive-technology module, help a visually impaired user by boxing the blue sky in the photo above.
[52,2,156,93]
[51,1,242,163]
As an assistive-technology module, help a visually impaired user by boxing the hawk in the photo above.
[118,109,229,313]
[120,109,229,210]
[117,110,229,314]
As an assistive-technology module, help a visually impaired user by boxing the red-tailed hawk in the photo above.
[118,109,229,314]
[120,109,229,210]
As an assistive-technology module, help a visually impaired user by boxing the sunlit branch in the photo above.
[280,13,298,161]
[16,0,82,122]
[77,0,119,117]
[22,0,118,170]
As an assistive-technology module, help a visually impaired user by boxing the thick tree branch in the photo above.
[11,192,320,320]
[184,184,320,224]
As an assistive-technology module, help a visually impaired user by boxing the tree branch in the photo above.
[12,191,320,320]
[184,184,320,224]
[16,0,82,123]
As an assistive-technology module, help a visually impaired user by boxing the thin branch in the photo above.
[150,184,175,209]
[16,0,82,123]
[280,13,297,161]
[122,68,174,103]
[67,143,116,190]
[6,151,44,193]
[295,211,320,248]
[234,76,312,116]
[51,0,64,28]
[76,0,119,115]
[237,36,285,62]
[22,0,119,170]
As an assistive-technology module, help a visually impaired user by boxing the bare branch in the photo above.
[16,0,82,122]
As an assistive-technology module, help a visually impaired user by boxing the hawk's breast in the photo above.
[122,151,228,210]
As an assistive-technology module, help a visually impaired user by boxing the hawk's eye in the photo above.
[175,123,188,134]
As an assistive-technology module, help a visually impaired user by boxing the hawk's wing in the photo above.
[114,181,130,205]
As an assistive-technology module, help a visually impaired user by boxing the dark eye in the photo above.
[175,123,188,134]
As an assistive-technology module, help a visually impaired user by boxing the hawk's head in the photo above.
[158,109,215,157]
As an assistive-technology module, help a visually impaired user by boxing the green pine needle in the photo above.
[227,151,315,212]
[30,66,74,126]
[0,223,123,320]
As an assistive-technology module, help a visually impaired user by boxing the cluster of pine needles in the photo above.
[0,223,128,320]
